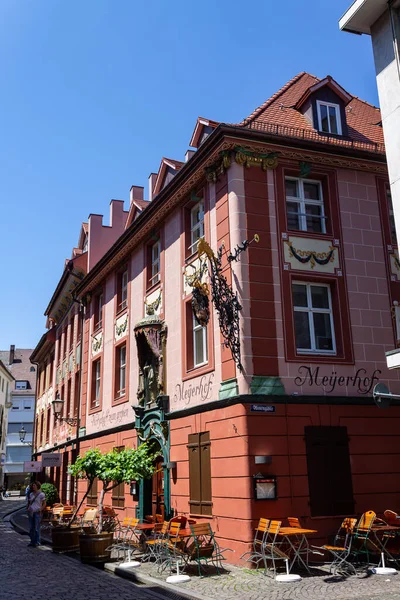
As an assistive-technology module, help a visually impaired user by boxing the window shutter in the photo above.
[199,432,212,515]
[187,431,212,515]
[305,426,354,517]
[112,482,125,508]
[87,477,98,506]
[188,433,201,513]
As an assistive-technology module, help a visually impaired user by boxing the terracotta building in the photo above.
[32,72,400,561]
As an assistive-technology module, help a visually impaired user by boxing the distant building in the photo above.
[340,0,400,368]
[0,346,36,491]
[0,360,14,489]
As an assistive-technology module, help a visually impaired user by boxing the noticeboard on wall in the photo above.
[253,475,277,500]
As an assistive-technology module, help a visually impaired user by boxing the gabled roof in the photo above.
[189,117,220,148]
[294,75,353,109]
[153,157,184,198]
[77,222,88,250]
[239,72,384,149]
[125,199,150,230]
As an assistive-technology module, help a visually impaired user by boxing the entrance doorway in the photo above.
[143,450,165,521]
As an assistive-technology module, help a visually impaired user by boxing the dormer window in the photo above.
[316,101,342,135]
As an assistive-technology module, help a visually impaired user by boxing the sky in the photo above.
[0,0,378,350]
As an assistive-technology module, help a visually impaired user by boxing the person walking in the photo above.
[27,481,46,547]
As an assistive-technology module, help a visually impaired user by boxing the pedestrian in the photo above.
[25,483,31,506]
[27,481,46,547]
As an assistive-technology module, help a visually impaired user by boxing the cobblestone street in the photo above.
[4,500,400,600]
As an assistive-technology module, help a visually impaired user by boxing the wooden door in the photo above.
[151,456,164,520]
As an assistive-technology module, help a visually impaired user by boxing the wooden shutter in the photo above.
[112,482,125,508]
[87,477,98,506]
[187,431,212,515]
[305,426,354,517]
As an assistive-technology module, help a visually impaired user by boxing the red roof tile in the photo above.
[238,72,384,152]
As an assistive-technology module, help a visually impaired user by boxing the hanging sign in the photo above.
[23,461,42,473]
[42,453,62,468]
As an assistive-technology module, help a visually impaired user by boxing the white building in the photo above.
[0,347,36,492]
[0,360,14,489]
[340,0,400,369]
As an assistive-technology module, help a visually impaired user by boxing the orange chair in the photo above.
[314,518,357,576]
[241,518,270,568]
[287,517,302,528]
[384,510,400,525]
[169,515,187,528]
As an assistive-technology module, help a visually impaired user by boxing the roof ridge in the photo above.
[241,72,319,125]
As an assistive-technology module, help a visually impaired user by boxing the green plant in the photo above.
[69,443,155,533]
[41,483,59,507]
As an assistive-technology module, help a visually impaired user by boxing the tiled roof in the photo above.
[163,158,184,170]
[238,72,384,152]
[134,199,150,211]
[0,349,36,392]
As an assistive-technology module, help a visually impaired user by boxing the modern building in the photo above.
[339,0,400,369]
[34,72,400,561]
[0,359,14,490]
[0,346,36,491]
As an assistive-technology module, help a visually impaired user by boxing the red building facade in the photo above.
[32,72,400,561]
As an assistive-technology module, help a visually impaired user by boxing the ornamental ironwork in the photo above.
[197,236,258,371]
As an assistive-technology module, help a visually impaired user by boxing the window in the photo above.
[187,432,212,516]
[93,292,103,330]
[73,372,80,417]
[305,426,354,517]
[30,366,35,372]
[15,380,28,390]
[70,315,75,350]
[12,400,21,410]
[1,378,3,392]
[23,399,32,410]
[193,314,207,367]
[87,478,98,506]
[285,177,326,233]
[91,359,101,408]
[46,407,51,442]
[115,344,126,399]
[387,187,397,246]
[117,267,128,313]
[316,100,342,135]
[189,201,205,254]
[150,240,161,286]
[292,282,335,354]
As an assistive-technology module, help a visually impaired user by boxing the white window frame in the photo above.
[15,381,28,390]
[193,314,208,367]
[316,100,342,135]
[292,281,336,355]
[95,292,103,329]
[120,269,128,309]
[285,177,326,234]
[93,360,101,406]
[189,201,205,254]
[150,240,161,286]
[118,345,126,396]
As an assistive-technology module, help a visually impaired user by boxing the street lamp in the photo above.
[51,392,78,426]
[19,426,32,446]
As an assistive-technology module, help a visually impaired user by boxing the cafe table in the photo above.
[370,524,400,566]
[277,527,318,573]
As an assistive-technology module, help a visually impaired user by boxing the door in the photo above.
[151,456,165,521]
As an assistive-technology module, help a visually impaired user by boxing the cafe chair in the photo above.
[314,517,357,576]
[262,520,290,578]
[240,518,270,568]
[187,522,230,576]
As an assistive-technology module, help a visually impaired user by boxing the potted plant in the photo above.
[69,443,155,564]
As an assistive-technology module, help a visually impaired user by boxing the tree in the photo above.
[69,444,155,532]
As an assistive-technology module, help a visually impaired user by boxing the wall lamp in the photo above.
[51,392,79,426]
[19,426,32,446]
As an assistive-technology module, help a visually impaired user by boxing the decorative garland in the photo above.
[92,335,102,353]
[145,290,162,316]
[286,241,335,269]
[115,315,128,337]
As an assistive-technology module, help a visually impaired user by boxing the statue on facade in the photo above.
[134,316,167,408]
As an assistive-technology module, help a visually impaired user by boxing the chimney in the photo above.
[185,149,196,162]
[9,344,15,365]
[130,185,144,205]
[148,173,157,202]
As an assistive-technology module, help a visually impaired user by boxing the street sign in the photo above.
[250,404,276,413]
[23,461,42,473]
[42,453,62,468]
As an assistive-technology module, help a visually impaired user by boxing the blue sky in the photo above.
[0,0,377,350]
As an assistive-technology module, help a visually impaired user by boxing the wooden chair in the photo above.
[287,517,302,528]
[262,520,290,577]
[169,515,187,528]
[157,522,184,573]
[186,522,232,576]
[351,511,380,569]
[106,517,139,561]
[314,517,357,576]
[240,518,270,568]
[80,507,98,532]
[143,522,168,562]
[384,510,400,525]
[50,503,64,525]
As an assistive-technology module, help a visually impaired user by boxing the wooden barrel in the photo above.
[79,532,114,564]
[52,527,80,553]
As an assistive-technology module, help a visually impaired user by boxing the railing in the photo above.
[235,120,386,155]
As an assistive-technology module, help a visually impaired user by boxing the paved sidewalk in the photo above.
[6,503,400,600]
[0,510,189,600]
